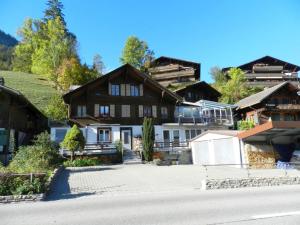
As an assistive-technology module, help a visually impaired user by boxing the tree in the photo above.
[142,117,154,162]
[210,66,228,85]
[44,0,66,27]
[93,54,105,75]
[120,36,154,71]
[218,68,251,104]
[44,94,68,121]
[57,57,97,91]
[60,125,85,161]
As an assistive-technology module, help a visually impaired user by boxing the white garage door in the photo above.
[192,140,210,165]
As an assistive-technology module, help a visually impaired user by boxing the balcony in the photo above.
[60,142,117,156]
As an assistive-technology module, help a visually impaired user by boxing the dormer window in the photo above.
[111,84,120,96]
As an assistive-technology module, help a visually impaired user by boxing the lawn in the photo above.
[0,70,59,111]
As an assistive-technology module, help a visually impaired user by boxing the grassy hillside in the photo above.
[0,70,59,111]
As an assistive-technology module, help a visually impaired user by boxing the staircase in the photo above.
[123,150,142,164]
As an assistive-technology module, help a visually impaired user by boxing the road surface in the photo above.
[2,185,300,225]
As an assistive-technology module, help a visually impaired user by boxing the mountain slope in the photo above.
[0,70,59,111]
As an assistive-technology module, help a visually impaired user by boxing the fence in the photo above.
[60,142,117,156]
[153,141,190,152]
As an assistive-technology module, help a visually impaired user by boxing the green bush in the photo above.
[0,174,47,196]
[63,158,100,167]
[8,132,61,173]
[237,120,255,130]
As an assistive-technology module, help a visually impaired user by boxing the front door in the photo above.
[121,129,132,150]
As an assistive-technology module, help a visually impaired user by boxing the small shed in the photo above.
[190,130,245,166]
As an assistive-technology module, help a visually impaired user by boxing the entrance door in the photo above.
[163,130,170,147]
[121,129,132,150]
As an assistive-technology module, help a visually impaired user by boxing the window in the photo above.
[121,105,131,117]
[173,130,180,146]
[185,130,191,140]
[77,105,86,117]
[111,84,120,96]
[161,107,168,119]
[98,128,111,142]
[130,84,139,96]
[144,106,152,117]
[99,106,109,117]
[196,130,202,135]
[55,129,68,143]
[271,113,281,121]
[191,130,196,139]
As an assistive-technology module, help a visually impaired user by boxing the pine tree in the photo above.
[142,117,154,161]
[44,0,66,27]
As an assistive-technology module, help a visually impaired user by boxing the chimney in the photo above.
[0,77,4,86]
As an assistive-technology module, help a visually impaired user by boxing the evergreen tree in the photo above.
[44,0,66,27]
[142,117,154,162]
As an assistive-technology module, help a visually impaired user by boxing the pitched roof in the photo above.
[0,84,46,118]
[151,56,200,66]
[190,130,241,142]
[175,81,221,97]
[235,82,298,109]
[63,64,182,103]
[223,55,300,72]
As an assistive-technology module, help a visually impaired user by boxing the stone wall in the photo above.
[202,177,300,190]
[244,143,277,168]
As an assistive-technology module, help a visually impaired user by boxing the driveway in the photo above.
[46,164,300,201]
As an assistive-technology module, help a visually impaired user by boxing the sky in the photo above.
[1,0,300,82]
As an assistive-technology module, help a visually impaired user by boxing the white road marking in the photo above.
[252,211,300,219]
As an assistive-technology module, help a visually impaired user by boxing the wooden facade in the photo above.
[148,56,200,87]
[236,82,300,125]
[223,56,300,88]
[175,81,221,102]
[0,83,48,165]
[63,64,182,127]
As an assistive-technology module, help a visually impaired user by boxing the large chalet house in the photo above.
[148,56,201,87]
[0,78,48,165]
[51,64,233,154]
[222,56,300,88]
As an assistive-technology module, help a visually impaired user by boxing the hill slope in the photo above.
[0,30,18,47]
[0,71,59,111]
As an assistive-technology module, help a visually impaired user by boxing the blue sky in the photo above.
[1,0,300,82]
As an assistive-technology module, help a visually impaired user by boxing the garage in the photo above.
[190,130,245,166]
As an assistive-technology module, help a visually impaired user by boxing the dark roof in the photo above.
[63,64,182,103]
[0,84,47,119]
[151,56,200,66]
[175,81,221,97]
[222,55,300,72]
[236,82,298,109]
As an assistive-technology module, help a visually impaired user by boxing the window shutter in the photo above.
[121,84,125,96]
[127,105,131,117]
[94,104,99,117]
[110,104,115,117]
[108,82,111,95]
[126,84,131,96]
[152,105,157,118]
[139,105,143,117]
[139,84,143,96]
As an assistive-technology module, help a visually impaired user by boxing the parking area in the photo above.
[46,164,300,201]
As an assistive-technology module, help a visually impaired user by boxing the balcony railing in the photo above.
[175,115,233,126]
[60,142,117,156]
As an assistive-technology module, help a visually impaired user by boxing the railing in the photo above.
[175,115,233,125]
[201,162,300,180]
[153,141,190,152]
[60,142,117,155]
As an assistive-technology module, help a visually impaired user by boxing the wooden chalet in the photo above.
[236,82,300,125]
[175,81,221,102]
[0,79,48,165]
[223,55,300,88]
[148,56,201,87]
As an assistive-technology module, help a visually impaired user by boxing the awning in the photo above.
[237,121,300,142]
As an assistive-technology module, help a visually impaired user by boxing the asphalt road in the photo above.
[2,185,300,225]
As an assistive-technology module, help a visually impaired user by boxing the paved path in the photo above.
[2,185,300,225]
[47,164,300,200]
